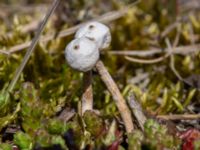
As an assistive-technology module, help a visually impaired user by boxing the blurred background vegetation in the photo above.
[0,0,200,149]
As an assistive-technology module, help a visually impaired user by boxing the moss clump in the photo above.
[128,119,181,150]
[14,132,33,150]
[83,111,104,137]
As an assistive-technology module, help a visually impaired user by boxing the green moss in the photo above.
[47,119,65,135]
[83,111,104,137]
[14,132,33,150]
[0,143,12,150]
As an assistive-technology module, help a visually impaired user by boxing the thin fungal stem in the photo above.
[81,71,93,115]
[95,60,134,133]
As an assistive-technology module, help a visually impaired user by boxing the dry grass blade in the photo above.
[0,3,48,14]
[128,94,147,131]
[125,53,170,64]
[165,23,183,81]
[8,0,61,92]
[108,49,162,56]
[161,22,180,38]
[165,37,183,81]
[165,38,195,87]
[157,114,200,120]
[108,44,200,56]
[0,50,10,55]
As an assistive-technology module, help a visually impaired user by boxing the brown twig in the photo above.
[4,20,41,39]
[19,20,41,33]
[157,114,200,120]
[108,49,162,56]
[112,42,200,64]
[0,3,48,15]
[165,38,194,87]
[167,30,183,78]
[161,22,180,38]
[81,71,93,115]
[179,0,200,12]
[95,60,134,133]
[127,94,147,131]
[124,53,170,64]
[107,44,200,57]
[166,26,183,81]
[0,50,10,55]
[123,25,180,64]
[58,107,75,122]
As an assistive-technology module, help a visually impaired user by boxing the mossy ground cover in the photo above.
[0,0,200,149]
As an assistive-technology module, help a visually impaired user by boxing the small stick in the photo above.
[108,49,162,56]
[125,53,170,64]
[157,114,200,120]
[81,71,93,115]
[161,22,180,38]
[166,34,183,81]
[0,50,10,55]
[108,44,200,56]
[165,38,196,87]
[58,108,75,122]
[127,94,147,131]
[95,60,134,133]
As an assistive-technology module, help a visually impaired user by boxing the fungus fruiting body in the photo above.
[75,21,111,49]
[65,37,99,72]
[64,22,134,133]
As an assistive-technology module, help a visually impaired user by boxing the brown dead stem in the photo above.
[157,114,200,120]
[96,60,134,133]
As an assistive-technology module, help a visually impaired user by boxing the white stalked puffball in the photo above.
[65,37,99,72]
[75,21,111,49]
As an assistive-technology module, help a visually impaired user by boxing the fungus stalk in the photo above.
[65,37,99,115]
[65,22,134,132]
[81,71,93,115]
[75,22,111,115]
[96,60,134,133]
[81,23,135,132]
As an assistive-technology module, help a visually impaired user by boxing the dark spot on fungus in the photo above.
[89,24,95,29]
[87,37,95,41]
[74,45,79,50]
